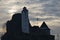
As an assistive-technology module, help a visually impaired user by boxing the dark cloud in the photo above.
[29,16,58,22]
[42,0,60,17]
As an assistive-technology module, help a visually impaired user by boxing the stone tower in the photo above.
[21,7,29,33]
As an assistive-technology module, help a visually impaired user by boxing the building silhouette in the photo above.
[1,7,55,40]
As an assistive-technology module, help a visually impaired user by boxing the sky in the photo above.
[0,0,60,34]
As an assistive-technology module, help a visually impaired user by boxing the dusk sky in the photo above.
[0,0,60,34]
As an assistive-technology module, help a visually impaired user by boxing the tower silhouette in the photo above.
[39,22,54,40]
[21,7,29,33]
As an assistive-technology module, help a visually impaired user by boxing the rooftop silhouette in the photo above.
[1,7,55,40]
[40,22,50,30]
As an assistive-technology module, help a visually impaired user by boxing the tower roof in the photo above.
[23,7,28,11]
[23,7,27,9]
[40,22,50,30]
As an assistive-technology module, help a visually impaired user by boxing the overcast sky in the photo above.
[0,0,60,34]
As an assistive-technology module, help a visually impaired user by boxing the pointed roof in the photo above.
[40,22,50,30]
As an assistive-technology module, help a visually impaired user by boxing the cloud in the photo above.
[0,0,60,34]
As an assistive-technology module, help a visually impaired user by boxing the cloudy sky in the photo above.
[0,0,60,34]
